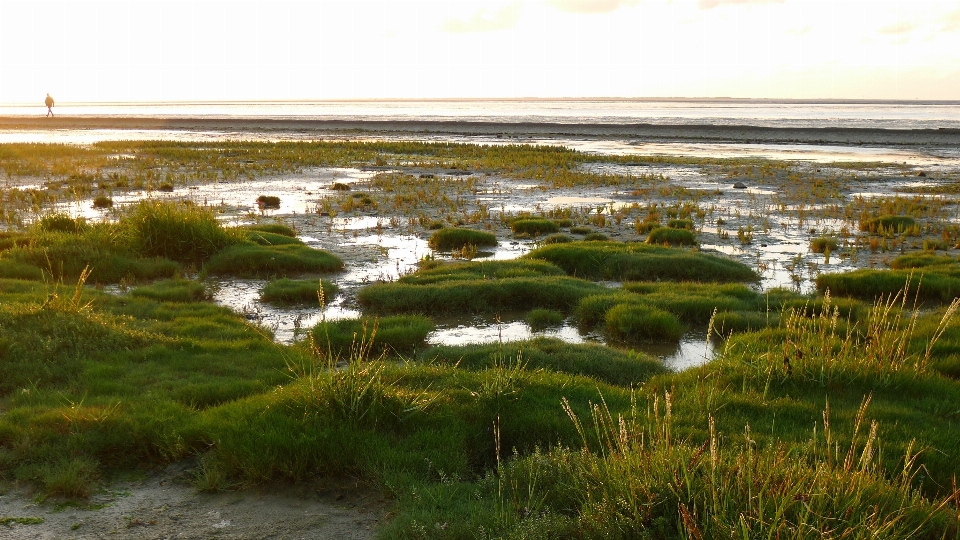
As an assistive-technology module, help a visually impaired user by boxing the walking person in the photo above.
[45,93,54,117]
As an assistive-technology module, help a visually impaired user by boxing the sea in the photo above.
[3,99,960,130]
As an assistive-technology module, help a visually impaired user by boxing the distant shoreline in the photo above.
[2,116,960,146]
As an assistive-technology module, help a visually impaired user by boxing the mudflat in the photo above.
[3,116,960,146]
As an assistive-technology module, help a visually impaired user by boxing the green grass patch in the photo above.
[810,236,839,254]
[890,253,958,269]
[310,315,433,357]
[667,218,693,230]
[605,303,685,343]
[427,228,497,251]
[540,233,572,244]
[124,200,240,264]
[245,223,297,237]
[859,214,917,234]
[130,278,209,303]
[646,226,697,246]
[261,278,338,305]
[817,269,960,302]
[525,308,564,330]
[204,243,344,277]
[528,241,758,283]
[510,218,559,236]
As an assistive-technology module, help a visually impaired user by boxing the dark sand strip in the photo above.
[3,117,960,146]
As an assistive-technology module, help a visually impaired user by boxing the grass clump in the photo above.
[427,228,497,251]
[130,278,209,303]
[38,213,86,234]
[646,226,697,246]
[666,218,693,230]
[605,303,685,343]
[569,226,592,235]
[540,233,572,245]
[860,214,917,234]
[528,241,758,283]
[204,243,343,277]
[810,236,839,254]
[243,229,303,246]
[890,253,957,269]
[511,218,559,236]
[817,269,960,302]
[419,337,666,387]
[256,195,281,209]
[525,308,564,330]
[245,223,297,237]
[583,232,609,241]
[359,259,602,314]
[310,315,433,357]
[261,278,338,305]
[92,196,113,209]
[124,200,239,264]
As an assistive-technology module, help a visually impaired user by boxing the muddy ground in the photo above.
[0,462,387,540]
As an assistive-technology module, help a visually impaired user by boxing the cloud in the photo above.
[879,22,917,35]
[547,0,640,14]
[698,0,784,9]
[942,7,960,32]
[441,3,522,33]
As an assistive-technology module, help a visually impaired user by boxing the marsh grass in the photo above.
[124,200,239,264]
[428,228,497,251]
[525,308,564,330]
[860,215,918,234]
[528,241,758,283]
[510,218,559,236]
[810,236,839,254]
[605,303,685,343]
[817,269,960,302]
[204,243,343,277]
[256,195,281,209]
[130,278,210,303]
[310,315,434,357]
[261,278,338,305]
[245,223,297,237]
[646,227,697,246]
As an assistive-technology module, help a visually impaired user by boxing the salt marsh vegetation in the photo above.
[2,139,960,538]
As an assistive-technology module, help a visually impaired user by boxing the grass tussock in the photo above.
[525,308,564,330]
[510,218,559,236]
[261,278,338,305]
[310,315,434,358]
[528,241,758,283]
[646,227,697,246]
[428,228,497,251]
[204,243,344,277]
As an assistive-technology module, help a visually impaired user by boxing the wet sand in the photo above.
[3,116,960,146]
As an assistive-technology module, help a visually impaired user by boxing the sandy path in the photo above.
[0,462,388,540]
[2,117,960,146]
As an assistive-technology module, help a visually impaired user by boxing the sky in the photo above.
[1,0,959,103]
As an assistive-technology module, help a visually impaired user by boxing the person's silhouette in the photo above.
[45,94,54,117]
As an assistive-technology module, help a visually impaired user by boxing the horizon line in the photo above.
[4,97,960,107]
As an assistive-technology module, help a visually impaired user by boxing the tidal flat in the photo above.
[1,136,959,539]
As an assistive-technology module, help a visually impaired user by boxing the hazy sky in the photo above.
[2,0,959,103]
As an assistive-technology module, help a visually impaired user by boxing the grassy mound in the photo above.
[817,269,960,302]
[646,227,697,246]
[204,244,344,277]
[510,218,559,236]
[130,278,210,303]
[310,315,434,357]
[859,214,918,234]
[528,241,758,283]
[810,236,839,253]
[124,200,240,264]
[261,278,338,304]
[526,308,564,330]
[605,303,685,343]
[245,223,297,237]
[427,228,497,250]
